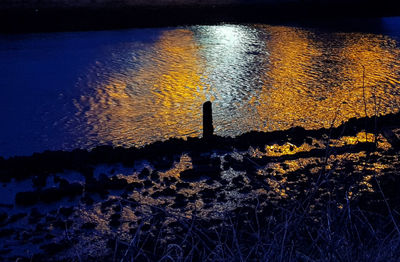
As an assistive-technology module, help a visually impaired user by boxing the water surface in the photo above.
[2,18,400,157]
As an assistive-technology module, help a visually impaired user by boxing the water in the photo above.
[2,18,400,157]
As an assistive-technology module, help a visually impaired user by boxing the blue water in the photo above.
[1,18,400,158]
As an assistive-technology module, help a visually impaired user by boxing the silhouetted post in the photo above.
[203,101,214,140]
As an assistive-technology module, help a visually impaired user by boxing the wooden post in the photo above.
[203,101,214,140]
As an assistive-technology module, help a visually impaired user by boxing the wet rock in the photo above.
[65,182,84,197]
[81,194,94,205]
[45,215,57,223]
[180,165,220,182]
[113,205,122,212]
[152,187,175,198]
[53,219,73,229]
[28,208,42,224]
[163,176,177,186]
[109,213,121,227]
[217,193,226,202]
[0,228,14,238]
[101,199,117,213]
[40,240,70,255]
[144,180,153,188]
[45,233,55,240]
[59,207,74,217]
[108,176,128,190]
[141,223,151,232]
[160,187,175,197]
[238,186,252,194]
[150,172,160,182]
[79,166,94,179]
[40,187,63,203]
[138,168,150,180]
[199,188,216,200]
[85,178,107,195]
[21,231,31,241]
[152,156,173,171]
[126,181,143,191]
[0,248,11,255]
[224,154,245,171]
[219,179,229,186]
[35,223,46,232]
[129,227,137,235]
[15,191,39,206]
[32,175,47,188]
[8,212,27,224]
[31,236,44,244]
[81,222,97,230]
[175,182,189,190]
[232,175,246,187]
[0,210,7,223]
[171,193,187,208]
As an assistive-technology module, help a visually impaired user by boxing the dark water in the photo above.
[2,18,400,157]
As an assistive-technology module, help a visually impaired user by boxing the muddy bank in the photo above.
[0,0,399,33]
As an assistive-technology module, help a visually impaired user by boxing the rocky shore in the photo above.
[1,112,400,260]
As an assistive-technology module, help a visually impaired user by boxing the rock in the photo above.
[232,176,246,187]
[79,166,94,179]
[152,187,175,198]
[28,208,42,224]
[143,180,153,188]
[64,183,84,197]
[175,182,189,190]
[40,187,63,203]
[40,241,70,255]
[81,222,97,230]
[15,191,39,206]
[109,213,121,227]
[0,228,14,237]
[138,168,150,180]
[171,193,187,208]
[199,188,216,200]
[108,176,128,190]
[8,212,27,223]
[163,176,177,186]
[0,210,7,223]
[58,207,74,217]
[81,194,94,205]
[126,182,143,191]
[32,175,47,188]
[179,165,220,182]
[53,219,73,229]
[112,205,122,212]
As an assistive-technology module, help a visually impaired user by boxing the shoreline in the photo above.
[1,110,399,178]
[1,111,400,260]
[1,2,400,33]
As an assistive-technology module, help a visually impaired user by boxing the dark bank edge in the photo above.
[1,1,400,33]
[1,111,399,182]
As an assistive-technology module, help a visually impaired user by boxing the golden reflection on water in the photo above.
[83,29,208,146]
[78,24,400,148]
[257,26,400,130]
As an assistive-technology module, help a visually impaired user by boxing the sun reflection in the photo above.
[255,25,400,131]
[82,29,208,147]
[76,24,400,150]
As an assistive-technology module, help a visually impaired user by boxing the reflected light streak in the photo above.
[75,24,400,150]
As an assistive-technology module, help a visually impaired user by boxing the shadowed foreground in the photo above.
[1,112,400,260]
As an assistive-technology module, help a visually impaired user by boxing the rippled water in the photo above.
[2,18,400,157]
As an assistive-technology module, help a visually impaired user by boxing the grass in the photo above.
[105,167,400,262]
